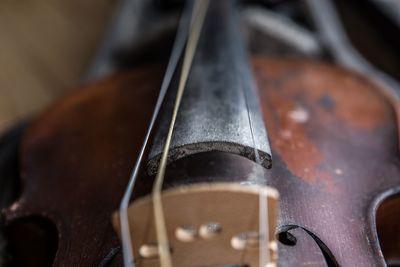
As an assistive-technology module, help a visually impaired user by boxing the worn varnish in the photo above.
[255,59,400,266]
[3,59,400,266]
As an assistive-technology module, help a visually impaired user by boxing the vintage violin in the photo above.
[2,0,400,266]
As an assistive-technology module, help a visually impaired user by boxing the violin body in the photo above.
[4,58,400,266]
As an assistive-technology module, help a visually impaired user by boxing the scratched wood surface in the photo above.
[0,0,115,133]
[4,59,400,266]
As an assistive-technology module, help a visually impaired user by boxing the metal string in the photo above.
[241,80,270,267]
[118,1,193,266]
[237,21,271,267]
[151,1,209,266]
[259,184,270,266]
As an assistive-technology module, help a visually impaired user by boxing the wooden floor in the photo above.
[0,0,116,133]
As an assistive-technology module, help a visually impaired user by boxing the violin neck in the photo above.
[148,0,272,173]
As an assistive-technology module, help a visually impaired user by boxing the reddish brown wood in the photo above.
[3,59,400,266]
[255,59,400,266]
[4,67,163,266]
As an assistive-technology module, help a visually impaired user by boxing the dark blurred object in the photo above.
[334,0,400,81]
[0,123,24,267]
[371,0,400,27]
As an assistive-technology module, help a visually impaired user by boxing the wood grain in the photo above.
[4,59,400,266]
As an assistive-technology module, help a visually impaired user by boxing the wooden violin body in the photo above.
[3,58,400,266]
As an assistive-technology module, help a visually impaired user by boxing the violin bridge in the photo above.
[113,183,279,267]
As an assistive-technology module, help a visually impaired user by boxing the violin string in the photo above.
[152,1,209,266]
[259,181,270,266]
[118,1,194,266]
[241,83,270,266]
[238,30,271,267]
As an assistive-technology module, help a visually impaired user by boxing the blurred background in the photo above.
[0,0,116,133]
[1,0,400,135]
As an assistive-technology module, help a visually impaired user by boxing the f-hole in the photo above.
[6,216,58,267]
[376,193,400,267]
[302,228,339,267]
[278,225,339,267]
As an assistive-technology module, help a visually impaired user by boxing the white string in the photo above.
[152,1,210,266]
[119,1,269,266]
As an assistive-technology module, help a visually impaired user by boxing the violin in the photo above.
[2,0,400,266]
